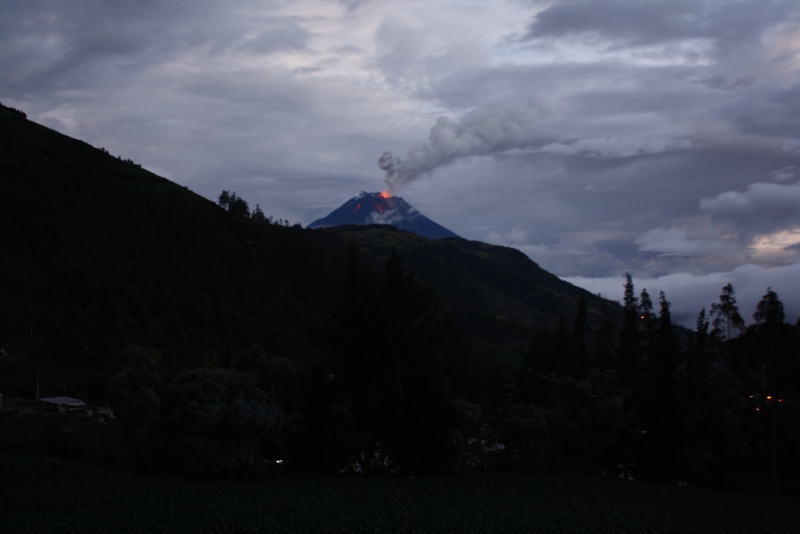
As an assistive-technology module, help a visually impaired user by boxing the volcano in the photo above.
[308,192,460,240]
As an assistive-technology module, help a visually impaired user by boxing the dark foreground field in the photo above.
[1,453,799,534]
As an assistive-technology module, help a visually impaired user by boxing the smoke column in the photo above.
[380,99,548,191]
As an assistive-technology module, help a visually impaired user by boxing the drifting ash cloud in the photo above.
[379,96,694,192]
[380,99,551,191]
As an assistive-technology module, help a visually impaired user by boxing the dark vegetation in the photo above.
[2,99,800,516]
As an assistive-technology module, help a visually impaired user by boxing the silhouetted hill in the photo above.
[321,225,616,348]
[0,101,620,399]
[0,101,347,396]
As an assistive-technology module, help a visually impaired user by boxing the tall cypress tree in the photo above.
[617,274,641,388]
[322,239,383,473]
[573,296,589,377]
[645,291,681,483]
[710,283,746,383]
[593,300,617,371]
[710,283,745,342]
[751,288,796,398]
[639,288,657,363]
[378,247,454,475]
[688,308,711,402]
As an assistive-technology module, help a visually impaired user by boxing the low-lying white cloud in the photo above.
[567,261,800,327]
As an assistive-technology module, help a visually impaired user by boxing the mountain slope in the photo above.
[322,225,617,348]
[0,101,621,399]
[0,101,345,381]
[308,192,460,239]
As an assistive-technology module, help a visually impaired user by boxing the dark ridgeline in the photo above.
[2,101,800,492]
[308,191,461,240]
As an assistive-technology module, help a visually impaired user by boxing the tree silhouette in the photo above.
[327,245,457,475]
[617,274,641,389]
[217,190,251,218]
[251,204,267,224]
[643,291,680,483]
[228,192,250,218]
[573,296,589,376]
[218,190,231,210]
[753,287,784,327]
[378,247,455,475]
[710,283,745,341]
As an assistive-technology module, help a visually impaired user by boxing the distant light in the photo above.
[276,459,284,465]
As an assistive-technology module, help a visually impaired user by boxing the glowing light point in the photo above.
[379,190,392,199]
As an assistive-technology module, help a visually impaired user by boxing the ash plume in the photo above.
[380,99,548,191]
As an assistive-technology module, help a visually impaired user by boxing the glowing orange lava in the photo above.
[379,190,392,199]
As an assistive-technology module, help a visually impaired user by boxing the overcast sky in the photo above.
[3,0,800,326]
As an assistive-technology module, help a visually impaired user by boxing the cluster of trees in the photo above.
[91,147,142,167]
[308,243,466,476]
[109,245,465,477]
[502,277,800,490]
[6,103,797,489]
[0,101,27,118]
[218,190,294,227]
[108,253,799,489]
[109,346,294,476]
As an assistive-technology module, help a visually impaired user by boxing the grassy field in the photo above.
[1,452,799,534]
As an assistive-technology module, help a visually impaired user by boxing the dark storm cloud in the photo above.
[525,0,704,45]
[525,0,795,49]
[724,83,800,138]
[701,181,800,238]
[524,0,800,90]
[419,61,653,110]
[0,0,310,97]
[592,239,660,266]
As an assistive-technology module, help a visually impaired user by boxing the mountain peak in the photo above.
[309,192,460,240]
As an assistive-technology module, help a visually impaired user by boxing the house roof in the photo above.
[40,396,86,406]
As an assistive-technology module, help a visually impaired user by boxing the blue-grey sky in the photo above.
[3,0,800,325]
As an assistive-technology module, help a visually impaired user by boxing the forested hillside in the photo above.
[0,102,346,397]
[2,102,799,491]
[0,100,611,394]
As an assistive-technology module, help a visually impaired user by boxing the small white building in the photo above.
[40,396,87,414]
